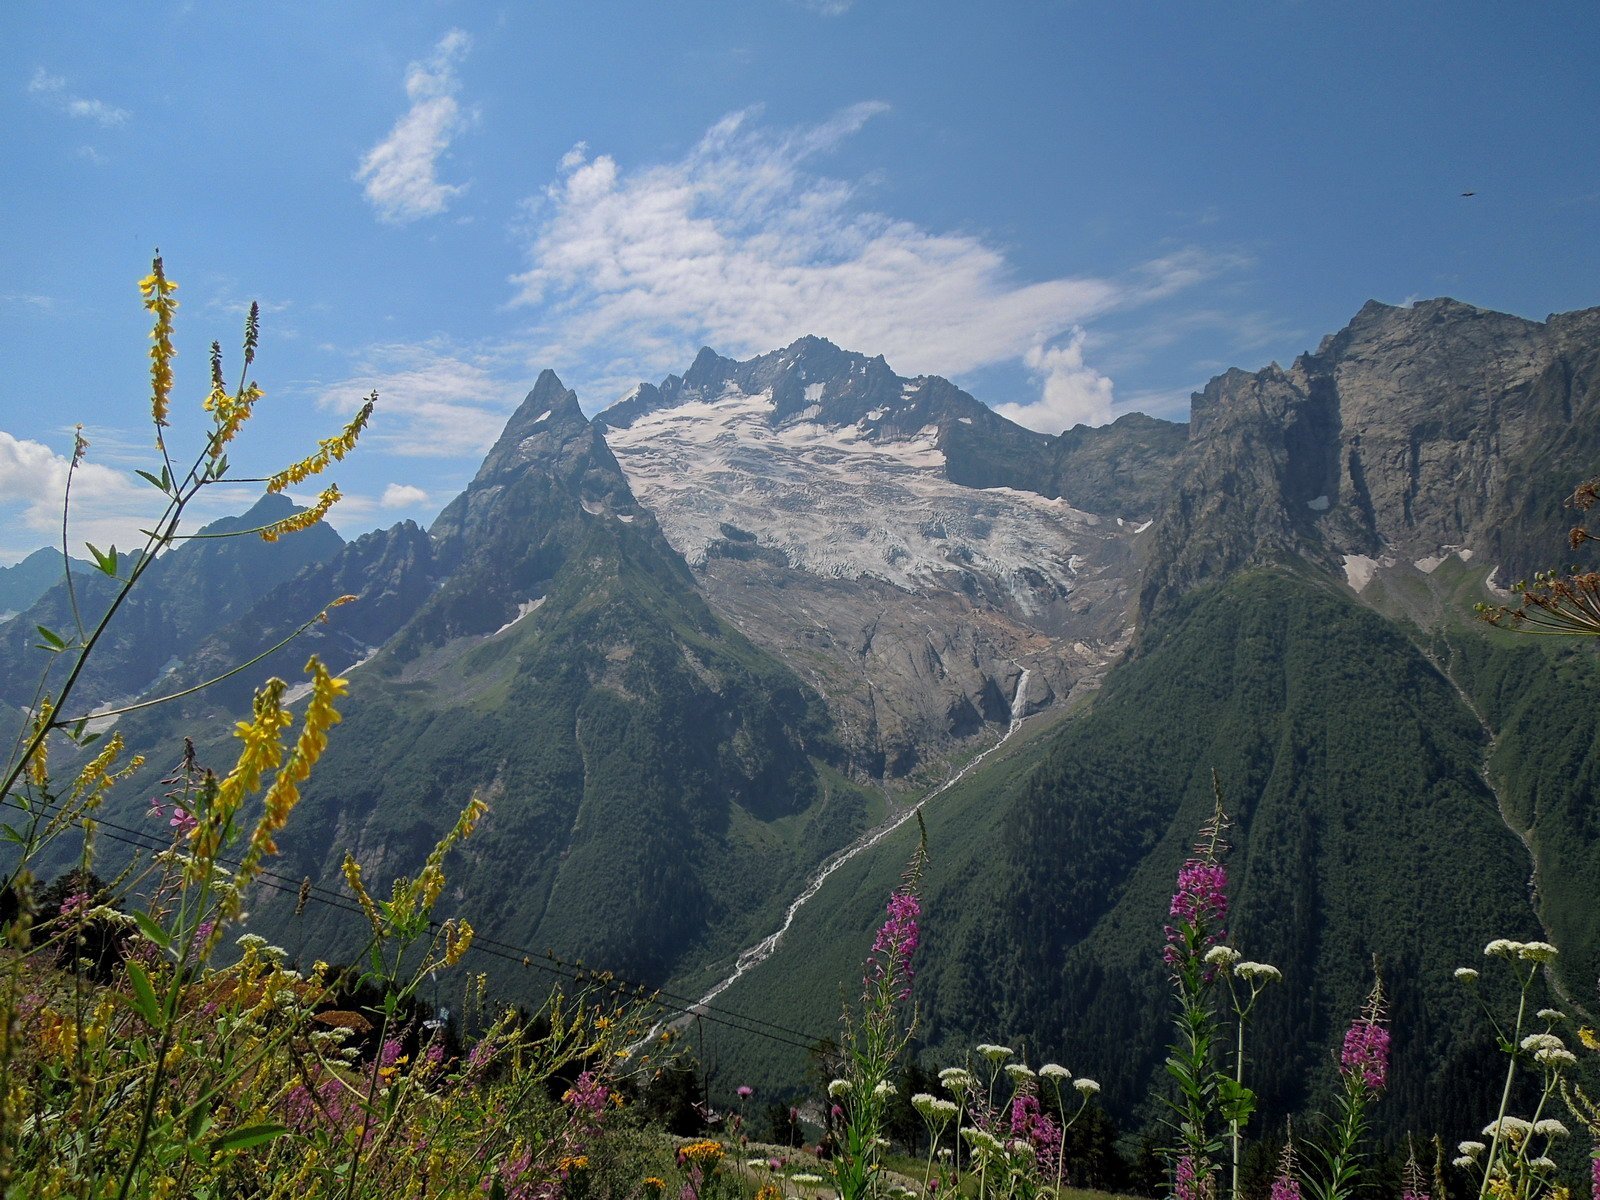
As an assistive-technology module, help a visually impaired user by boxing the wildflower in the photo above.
[791,1173,824,1186]
[265,394,375,494]
[1039,1063,1070,1080]
[1235,961,1282,984]
[1529,1157,1559,1172]
[1455,968,1480,982]
[169,805,198,834]
[138,255,179,430]
[1535,1047,1577,1070]
[1537,1008,1566,1022]
[1175,1155,1210,1200]
[1453,1157,1477,1170]
[1005,1063,1036,1084]
[1458,1141,1486,1156]
[1533,1119,1568,1138]
[961,1128,1004,1156]
[1073,1078,1100,1096]
[236,933,267,950]
[1204,946,1241,967]
[873,1080,897,1100]
[1339,980,1390,1092]
[1518,941,1559,962]
[57,891,90,919]
[678,1141,725,1165]
[828,1078,852,1097]
[912,1093,939,1117]
[644,1179,666,1191]
[938,1067,972,1090]
[1484,939,1524,958]
[976,1043,1013,1063]
[1165,855,1229,966]
[1483,1117,1534,1141]
[737,1085,754,1099]
[564,1070,610,1114]
[1270,1140,1301,1200]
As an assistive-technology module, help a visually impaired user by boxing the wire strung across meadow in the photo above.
[5,792,833,1055]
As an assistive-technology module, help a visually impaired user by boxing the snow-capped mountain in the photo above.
[597,337,1179,777]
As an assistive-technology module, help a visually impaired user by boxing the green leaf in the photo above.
[125,960,161,1026]
[34,625,65,651]
[132,910,173,950]
[211,1124,288,1154]
[135,468,171,494]
[215,454,229,478]
[84,542,119,577]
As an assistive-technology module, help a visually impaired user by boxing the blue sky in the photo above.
[1,1,1596,562]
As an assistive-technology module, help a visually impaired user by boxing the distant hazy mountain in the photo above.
[0,548,90,619]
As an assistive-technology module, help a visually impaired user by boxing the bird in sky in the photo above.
[1461,191,1477,197]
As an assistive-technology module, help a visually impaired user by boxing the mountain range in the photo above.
[8,295,1599,1146]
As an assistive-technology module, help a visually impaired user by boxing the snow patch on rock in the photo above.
[603,384,1121,606]
[1343,554,1379,592]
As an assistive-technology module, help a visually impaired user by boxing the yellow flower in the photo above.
[443,918,475,967]
[265,395,376,494]
[139,255,179,431]
[259,484,342,543]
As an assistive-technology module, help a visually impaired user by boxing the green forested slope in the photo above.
[703,569,1539,1146]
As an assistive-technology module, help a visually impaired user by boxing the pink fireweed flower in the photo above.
[868,888,921,998]
[563,1070,609,1114]
[1164,858,1229,965]
[58,891,91,919]
[1009,1093,1060,1160]
[1175,1156,1205,1200]
[168,805,198,834]
[1339,1019,1390,1091]
[1271,1137,1301,1200]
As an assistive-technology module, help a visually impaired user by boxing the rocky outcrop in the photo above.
[1140,298,1600,619]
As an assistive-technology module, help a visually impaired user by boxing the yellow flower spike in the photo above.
[26,697,53,788]
[68,733,124,802]
[342,852,383,934]
[232,659,348,902]
[185,678,289,884]
[1580,1026,1600,1052]
[139,255,179,431]
[443,919,474,967]
[265,394,376,494]
[259,483,341,543]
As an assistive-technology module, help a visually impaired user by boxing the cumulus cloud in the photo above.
[356,30,475,224]
[27,68,130,126]
[0,430,259,562]
[509,105,1229,414]
[381,483,429,507]
[993,331,1116,433]
[313,341,520,458]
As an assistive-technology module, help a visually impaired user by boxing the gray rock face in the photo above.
[1141,298,1600,619]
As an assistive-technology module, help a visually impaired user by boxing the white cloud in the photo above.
[0,430,258,562]
[509,106,1229,413]
[993,331,1116,433]
[356,30,475,224]
[381,482,429,507]
[313,341,520,458]
[27,67,129,126]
